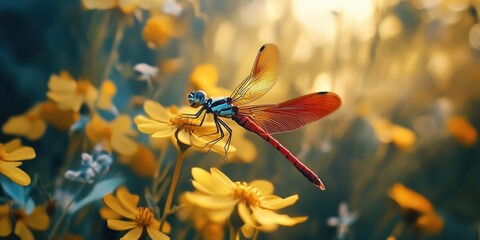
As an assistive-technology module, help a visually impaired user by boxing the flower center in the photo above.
[25,110,40,122]
[232,181,261,206]
[103,126,113,139]
[76,80,91,96]
[13,209,27,221]
[170,115,195,129]
[135,207,154,226]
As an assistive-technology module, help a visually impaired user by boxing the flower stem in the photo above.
[48,184,86,240]
[159,150,185,231]
[101,14,126,84]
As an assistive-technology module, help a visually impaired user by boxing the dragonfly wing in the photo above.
[230,43,280,106]
[238,92,341,134]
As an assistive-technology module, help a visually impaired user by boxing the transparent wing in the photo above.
[237,92,341,134]
[230,43,280,106]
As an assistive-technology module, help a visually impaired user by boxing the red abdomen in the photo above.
[232,114,326,190]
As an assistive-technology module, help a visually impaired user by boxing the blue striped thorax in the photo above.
[207,97,235,118]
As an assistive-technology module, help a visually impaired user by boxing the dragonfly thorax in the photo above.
[188,90,207,108]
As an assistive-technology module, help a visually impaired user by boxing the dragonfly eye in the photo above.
[188,90,206,108]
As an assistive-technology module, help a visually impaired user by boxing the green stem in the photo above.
[48,184,86,240]
[159,150,185,231]
[101,15,126,83]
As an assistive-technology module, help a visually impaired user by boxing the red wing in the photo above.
[230,43,279,106]
[237,92,341,134]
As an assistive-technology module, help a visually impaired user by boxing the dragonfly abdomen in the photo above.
[232,114,326,190]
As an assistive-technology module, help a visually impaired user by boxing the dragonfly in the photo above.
[183,43,341,190]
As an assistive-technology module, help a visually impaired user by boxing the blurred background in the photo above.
[0,0,479,239]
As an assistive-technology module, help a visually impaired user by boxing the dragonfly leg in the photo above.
[217,118,232,160]
[179,108,207,127]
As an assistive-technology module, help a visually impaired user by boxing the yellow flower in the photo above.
[2,104,47,140]
[0,139,35,186]
[86,114,138,156]
[39,101,80,130]
[47,71,98,112]
[2,102,80,140]
[97,80,117,110]
[184,168,308,237]
[143,16,173,48]
[389,183,444,234]
[447,116,477,147]
[82,0,159,14]
[102,186,170,240]
[190,64,230,97]
[134,100,235,155]
[119,144,158,177]
[0,203,50,239]
[177,193,225,240]
[372,118,416,151]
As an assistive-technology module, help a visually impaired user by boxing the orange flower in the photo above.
[2,104,46,140]
[97,80,117,110]
[389,183,444,234]
[46,71,98,112]
[143,16,173,48]
[119,144,158,177]
[86,115,138,156]
[447,116,477,147]
[189,64,230,97]
[372,118,416,151]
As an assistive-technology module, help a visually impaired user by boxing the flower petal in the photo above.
[249,180,274,195]
[2,116,31,136]
[0,214,12,236]
[14,220,34,240]
[25,207,50,230]
[147,224,170,240]
[116,186,140,214]
[107,220,137,231]
[144,101,171,122]
[104,194,136,219]
[0,163,31,186]
[26,119,47,140]
[111,133,138,156]
[210,168,236,189]
[137,123,174,135]
[5,147,36,161]
[191,168,232,196]
[238,202,258,228]
[252,207,307,226]
[184,192,237,210]
[241,225,256,238]
[100,207,122,220]
[121,226,143,240]
[3,139,21,152]
[260,195,299,210]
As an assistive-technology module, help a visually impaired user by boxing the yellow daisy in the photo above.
[0,139,36,186]
[47,71,98,112]
[143,16,173,48]
[2,104,46,140]
[0,203,50,239]
[184,167,307,237]
[389,183,444,234]
[134,100,235,155]
[103,186,170,240]
[189,64,230,97]
[177,193,225,240]
[86,114,138,156]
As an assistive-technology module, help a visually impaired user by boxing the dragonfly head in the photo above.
[188,90,207,108]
